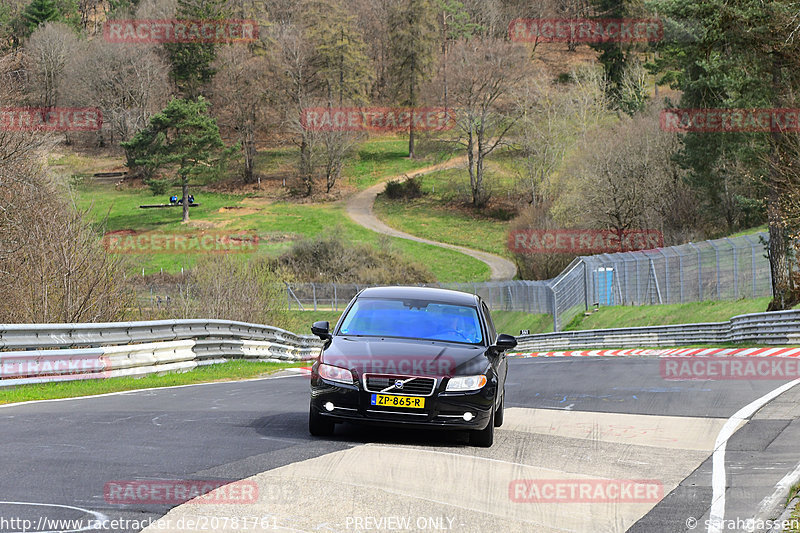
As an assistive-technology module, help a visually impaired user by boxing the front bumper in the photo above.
[310,376,496,431]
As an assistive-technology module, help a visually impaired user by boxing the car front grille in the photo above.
[363,374,437,396]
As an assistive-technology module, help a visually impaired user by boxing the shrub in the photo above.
[274,234,435,284]
[384,176,423,200]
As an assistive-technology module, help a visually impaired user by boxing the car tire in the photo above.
[494,393,504,428]
[469,407,494,447]
[309,405,335,437]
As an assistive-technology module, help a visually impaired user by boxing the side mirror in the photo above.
[311,321,331,340]
[493,334,518,352]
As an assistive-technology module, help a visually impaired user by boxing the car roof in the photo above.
[356,286,480,307]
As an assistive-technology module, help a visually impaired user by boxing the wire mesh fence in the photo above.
[135,233,772,332]
[282,232,772,332]
[558,232,772,330]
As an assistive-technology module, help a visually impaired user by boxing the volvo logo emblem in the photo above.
[394,380,404,390]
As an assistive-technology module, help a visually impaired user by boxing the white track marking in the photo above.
[0,502,107,533]
[707,379,800,533]
[0,371,306,410]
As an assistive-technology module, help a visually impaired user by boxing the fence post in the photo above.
[552,285,559,332]
[725,238,738,299]
[677,249,684,303]
[658,249,669,304]
[709,240,721,299]
[689,242,702,300]
[744,235,758,298]
[583,259,589,312]
[312,283,317,311]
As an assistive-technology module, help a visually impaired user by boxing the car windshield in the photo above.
[338,298,484,345]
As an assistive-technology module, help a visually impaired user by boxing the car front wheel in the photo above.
[469,406,494,447]
[309,405,335,437]
[494,393,504,428]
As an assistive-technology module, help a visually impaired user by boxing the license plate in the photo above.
[371,394,425,409]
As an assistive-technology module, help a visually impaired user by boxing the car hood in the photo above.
[320,336,490,378]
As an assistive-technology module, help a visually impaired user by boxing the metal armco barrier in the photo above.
[516,310,800,352]
[0,319,324,388]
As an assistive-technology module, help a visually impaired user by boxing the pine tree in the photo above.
[165,0,229,99]
[304,0,372,106]
[23,0,61,32]
[121,98,234,223]
[388,0,438,158]
[650,0,800,310]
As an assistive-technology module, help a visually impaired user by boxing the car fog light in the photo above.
[324,402,335,412]
[463,412,474,421]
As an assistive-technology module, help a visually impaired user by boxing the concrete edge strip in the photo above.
[707,379,800,533]
[753,462,800,532]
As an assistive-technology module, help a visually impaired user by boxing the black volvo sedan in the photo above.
[308,286,517,447]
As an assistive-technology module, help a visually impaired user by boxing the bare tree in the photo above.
[212,44,274,185]
[272,22,319,196]
[513,66,607,207]
[553,105,686,242]
[443,37,531,207]
[319,129,362,193]
[0,160,134,323]
[64,40,171,144]
[24,22,79,109]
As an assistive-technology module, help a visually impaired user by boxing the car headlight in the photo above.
[446,375,487,392]
[318,363,354,385]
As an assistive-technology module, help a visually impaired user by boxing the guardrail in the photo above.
[515,310,800,352]
[0,319,324,388]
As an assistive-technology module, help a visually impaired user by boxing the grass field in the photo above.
[373,168,514,258]
[564,298,773,331]
[75,184,490,281]
[68,132,490,282]
[342,137,456,190]
[0,361,303,405]
[250,136,455,191]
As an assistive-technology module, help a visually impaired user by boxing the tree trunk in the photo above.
[767,186,792,310]
[182,178,189,223]
[767,59,795,311]
[467,128,477,205]
[244,128,256,184]
[300,133,313,196]
[409,67,416,159]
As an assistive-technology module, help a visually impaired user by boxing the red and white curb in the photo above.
[509,347,800,358]
[286,366,312,375]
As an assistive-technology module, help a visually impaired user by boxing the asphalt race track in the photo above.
[1,356,800,533]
